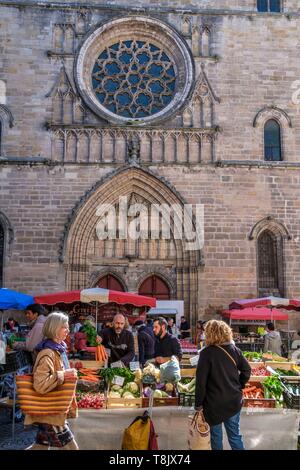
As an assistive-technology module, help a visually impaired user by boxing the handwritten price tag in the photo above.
[112,376,125,386]
[129,361,140,371]
[110,360,124,368]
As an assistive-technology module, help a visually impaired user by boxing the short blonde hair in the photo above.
[204,320,233,346]
[43,311,69,340]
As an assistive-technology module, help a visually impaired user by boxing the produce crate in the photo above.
[249,363,271,382]
[264,361,296,370]
[142,384,178,407]
[282,378,300,410]
[243,381,276,409]
[180,368,196,378]
[142,396,179,407]
[69,360,104,369]
[178,393,195,407]
[106,383,142,409]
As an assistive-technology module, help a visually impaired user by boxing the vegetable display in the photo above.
[142,363,161,384]
[243,385,264,399]
[262,352,288,362]
[275,369,299,377]
[283,382,300,396]
[251,366,270,377]
[262,376,284,404]
[81,321,99,347]
[108,382,141,399]
[99,367,135,385]
[177,378,196,395]
[242,351,262,362]
[76,392,105,409]
[95,345,108,362]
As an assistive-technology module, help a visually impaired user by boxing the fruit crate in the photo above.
[180,368,196,378]
[243,381,276,409]
[178,392,195,407]
[282,378,300,410]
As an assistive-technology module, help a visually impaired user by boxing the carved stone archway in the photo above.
[63,166,203,326]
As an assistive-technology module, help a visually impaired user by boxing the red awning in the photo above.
[222,307,288,321]
[35,288,156,308]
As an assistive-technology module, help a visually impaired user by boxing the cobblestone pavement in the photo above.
[0,411,35,450]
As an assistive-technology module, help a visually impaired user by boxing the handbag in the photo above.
[16,374,77,417]
[188,410,211,450]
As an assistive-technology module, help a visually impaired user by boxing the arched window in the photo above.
[257,0,281,12]
[139,275,170,300]
[97,274,125,291]
[0,223,4,287]
[257,230,284,297]
[264,119,282,161]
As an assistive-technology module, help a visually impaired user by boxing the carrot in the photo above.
[243,386,257,393]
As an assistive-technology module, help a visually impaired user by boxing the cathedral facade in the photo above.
[1,0,300,330]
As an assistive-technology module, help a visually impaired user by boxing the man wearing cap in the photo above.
[134,320,155,367]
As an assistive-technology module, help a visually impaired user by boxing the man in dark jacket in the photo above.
[134,320,155,366]
[153,317,182,364]
[98,314,135,367]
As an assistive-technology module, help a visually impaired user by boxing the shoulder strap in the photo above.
[215,345,237,368]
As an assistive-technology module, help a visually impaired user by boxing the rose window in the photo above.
[91,40,176,118]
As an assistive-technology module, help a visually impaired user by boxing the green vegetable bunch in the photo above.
[262,376,284,405]
[81,321,99,346]
[99,367,135,385]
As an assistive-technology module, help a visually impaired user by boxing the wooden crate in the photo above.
[142,396,179,407]
[264,361,296,370]
[69,360,105,369]
[249,362,264,368]
[106,383,142,409]
[243,381,276,408]
[180,368,196,377]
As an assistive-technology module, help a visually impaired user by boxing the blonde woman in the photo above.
[26,312,79,450]
[195,320,251,450]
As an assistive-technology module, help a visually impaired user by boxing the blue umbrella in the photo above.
[0,288,34,310]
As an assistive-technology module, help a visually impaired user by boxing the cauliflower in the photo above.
[153,389,163,398]
[111,384,122,392]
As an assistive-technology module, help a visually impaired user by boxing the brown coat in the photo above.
[24,348,77,427]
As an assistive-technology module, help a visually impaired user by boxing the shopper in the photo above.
[98,314,135,367]
[134,320,155,366]
[263,322,282,356]
[195,319,251,450]
[153,317,182,364]
[25,311,79,450]
[195,320,206,348]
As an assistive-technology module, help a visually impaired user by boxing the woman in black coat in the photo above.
[195,320,251,450]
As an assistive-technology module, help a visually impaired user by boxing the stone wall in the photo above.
[1,1,300,331]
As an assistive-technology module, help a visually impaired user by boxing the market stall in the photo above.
[221,307,289,353]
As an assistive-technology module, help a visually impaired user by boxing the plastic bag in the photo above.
[159,355,181,383]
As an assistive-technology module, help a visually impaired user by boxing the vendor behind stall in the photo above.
[13,304,47,356]
[98,314,135,367]
[153,317,182,365]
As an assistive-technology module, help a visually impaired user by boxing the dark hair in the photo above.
[181,316,186,320]
[26,304,47,316]
[8,317,14,321]
[146,319,153,326]
[266,322,275,331]
[153,317,167,328]
[134,320,144,327]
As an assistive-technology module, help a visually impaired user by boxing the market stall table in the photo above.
[70,407,300,450]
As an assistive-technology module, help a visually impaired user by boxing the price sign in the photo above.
[112,376,125,386]
[129,361,140,371]
[111,360,124,368]
[190,355,199,366]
